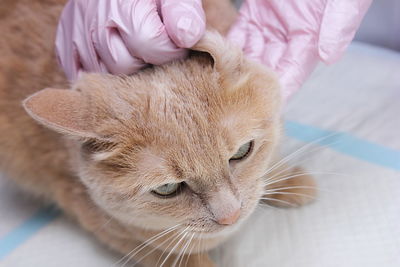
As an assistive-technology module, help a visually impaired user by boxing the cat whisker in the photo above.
[263,172,347,188]
[114,223,181,267]
[132,228,185,267]
[92,216,113,235]
[257,202,283,211]
[159,227,192,267]
[264,139,343,180]
[155,226,192,267]
[263,191,316,200]
[260,133,340,179]
[176,232,196,267]
[172,236,189,267]
[154,230,185,267]
[195,232,204,266]
[259,197,298,207]
[129,224,183,265]
[185,232,199,267]
[181,233,196,267]
[264,185,332,194]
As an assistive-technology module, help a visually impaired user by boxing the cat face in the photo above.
[24,32,281,238]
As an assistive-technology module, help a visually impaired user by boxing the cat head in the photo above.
[24,32,281,239]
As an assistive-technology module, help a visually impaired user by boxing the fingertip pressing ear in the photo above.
[23,88,95,138]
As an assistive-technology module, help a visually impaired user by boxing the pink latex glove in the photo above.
[228,0,372,101]
[56,0,205,81]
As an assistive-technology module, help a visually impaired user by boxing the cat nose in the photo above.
[216,208,241,225]
[208,188,241,225]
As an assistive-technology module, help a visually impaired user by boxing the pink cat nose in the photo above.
[216,209,241,225]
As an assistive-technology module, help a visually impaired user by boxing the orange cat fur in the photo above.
[0,1,315,266]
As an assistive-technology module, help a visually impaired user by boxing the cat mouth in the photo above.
[185,208,251,237]
[186,220,243,238]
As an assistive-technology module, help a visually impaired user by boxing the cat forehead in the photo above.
[77,52,270,113]
[133,145,227,188]
[76,54,276,142]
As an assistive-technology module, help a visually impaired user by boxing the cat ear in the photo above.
[192,31,244,75]
[23,88,97,138]
[192,31,248,91]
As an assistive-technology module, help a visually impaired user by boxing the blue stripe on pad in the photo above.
[0,206,61,260]
[285,120,400,171]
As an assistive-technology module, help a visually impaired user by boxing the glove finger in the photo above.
[55,14,80,81]
[242,23,266,64]
[228,0,273,64]
[110,0,187,65]
[227,0,262,51]
[56,0,87,81]
[228,17,265,64]
[259,40,286,71]
[227,14,248,51]
[93,27,147,75]
[159,0,206,48]
[91,1,147,75]
[276,36,319,100]
[57,0,112,80]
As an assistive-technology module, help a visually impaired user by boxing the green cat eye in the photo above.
[152,183,182,197]
[230,141,253,161]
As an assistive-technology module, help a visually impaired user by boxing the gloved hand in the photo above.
[227,0,372,100]
[56,0,205,81]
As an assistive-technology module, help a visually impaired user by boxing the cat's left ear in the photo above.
[192,31,244,76]
[23,88,98,138]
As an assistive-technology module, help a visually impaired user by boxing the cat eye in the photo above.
[152,182,183,197]
[230,141,253,161]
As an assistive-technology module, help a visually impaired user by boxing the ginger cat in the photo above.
[0,0,315,266]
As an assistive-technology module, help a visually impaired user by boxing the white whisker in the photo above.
[263,171,348,187]
[115,223,181,267]
[264,140,342,180]
[178,232,195,267]
[155,226,191,267]
[264,185,322,192]
[132,228,184,267]
[259,197,297,207]
[260,133,340,179]
[92,216,113,235]
[185,232,198,267]
[160,229,190,267]
[195,232,204,266]
[172,235,188,267]
[263,191,316,199]
[258,202,285,210]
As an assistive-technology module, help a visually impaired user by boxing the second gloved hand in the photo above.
[227,0,372,101]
